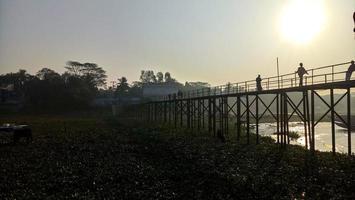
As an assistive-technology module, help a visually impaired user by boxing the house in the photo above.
[142,83,180,97]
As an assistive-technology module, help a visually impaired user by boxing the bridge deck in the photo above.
[154,80,355,102]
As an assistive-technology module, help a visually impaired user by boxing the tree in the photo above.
[128,81,143,96]
[156,72,164,83]
[65,61,83,76]
[36,68,61,81]
[116,77,130,97]
[164,72,172,82]
[140,70,157,83]
[0,69,34,99]
[81,62,107,87]
[65,61,107,88]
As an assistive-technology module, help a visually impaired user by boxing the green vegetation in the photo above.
[273,131,300,140]
[0,115,354,199]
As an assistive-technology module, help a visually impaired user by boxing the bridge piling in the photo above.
[256,94,259,144]
[347,88,351,155]
[330,89,335,154]
[311,90,315,152]
[237,95,241,141]
[246,94,250,144]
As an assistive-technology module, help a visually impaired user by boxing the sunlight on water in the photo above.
[257,122,354,154]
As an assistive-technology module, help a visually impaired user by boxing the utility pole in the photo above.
[277,57,280,89]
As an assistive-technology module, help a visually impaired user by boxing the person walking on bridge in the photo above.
[296,63,308,86]
[256,75,262,91]
[345,60,355,81]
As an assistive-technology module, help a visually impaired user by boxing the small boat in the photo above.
[334,115,355,131]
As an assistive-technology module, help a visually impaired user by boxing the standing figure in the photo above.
[296,63,308,86]
[256,75,262,91]
[345,60,355,81]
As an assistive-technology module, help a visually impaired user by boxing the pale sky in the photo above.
[0,0,354,85]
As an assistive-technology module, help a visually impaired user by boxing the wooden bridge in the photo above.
[129,61,355,155]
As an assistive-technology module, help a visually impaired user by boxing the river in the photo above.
[256,122,355,153]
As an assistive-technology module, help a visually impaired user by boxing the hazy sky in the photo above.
[0,0,354,85]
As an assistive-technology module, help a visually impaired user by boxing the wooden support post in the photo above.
[187,99,191,129]
[158,102,161,122]
[276,93,280,144]
[237,96,241,141]
[219,97,223,135]
[311,90,315,152]
[283,93,287,146]
[225,97,229,136]
[162,101,168,123]
[306,91,312,149]
[174,100,178,128]
[202,99,205,129]
[198,99,201,131]
[153,103,156,122]
[151,103,154,122]
[180,100,183,127]
[192,100,196,130]
[147,104,151,123]
[168,101,171,125]
[154,103,157,122]
[256,94,259,144]
[192,100,194,130]
[160,102,163,122]
[347,88,351,156]
[303,90,308,149]
[246,94,250,144]
[285,93,290,145]
[152,103,155,122]
[330,89,335,155]
[213,98,216,137]
[280,93,284,146]
[208,98,212,133]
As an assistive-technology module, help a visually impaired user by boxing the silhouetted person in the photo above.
[217,129,225,143]
[345,60,355,81]
[256,75,262,91]
[296,63,308,86]
[177,90,183,98]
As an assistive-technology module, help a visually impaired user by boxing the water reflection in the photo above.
[256,122,355,153]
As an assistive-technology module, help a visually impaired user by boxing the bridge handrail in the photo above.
[157,61,353,101]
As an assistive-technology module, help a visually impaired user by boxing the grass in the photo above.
[0,114,354,199]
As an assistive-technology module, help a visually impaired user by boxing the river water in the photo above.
[256,122,355,154]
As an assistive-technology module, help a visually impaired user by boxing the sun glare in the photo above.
[280,0,325,44]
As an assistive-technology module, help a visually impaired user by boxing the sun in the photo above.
[280,0,325,44]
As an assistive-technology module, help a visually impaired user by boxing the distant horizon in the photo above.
[1,59,353,88]
[1,0,354,85]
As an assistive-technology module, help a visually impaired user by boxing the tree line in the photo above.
[0,61,209,111]
[114,70,181,98]
[0,61,107,111]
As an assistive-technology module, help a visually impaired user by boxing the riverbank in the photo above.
[0,115,354,199]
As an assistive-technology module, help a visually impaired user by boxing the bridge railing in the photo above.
[157,61,353,101]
